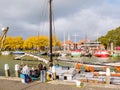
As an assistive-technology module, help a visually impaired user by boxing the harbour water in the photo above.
[0,55,41,76]
[0,54,120,76]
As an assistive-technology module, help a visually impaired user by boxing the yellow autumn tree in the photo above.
[38,36,49,50]
[14,36,24,50]
[3,36,13,50]
[3,36,24,50]
[2,34,61,51]
[23,36,36,50]
[23,36,49,51]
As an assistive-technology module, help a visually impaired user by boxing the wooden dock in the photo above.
[14,53,49,64]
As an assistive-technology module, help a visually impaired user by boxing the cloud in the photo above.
[0,0,120,42]
[54,7,120,41]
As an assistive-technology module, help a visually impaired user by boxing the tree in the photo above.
[2,34,61,51]
[23,36,36,50]
[3,36,24,50]
[14,36,24,50]
[38,36,49,50]
[98,26,120,48]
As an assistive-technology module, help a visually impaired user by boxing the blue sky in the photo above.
[108,0,120,4]
[0,0,120,42]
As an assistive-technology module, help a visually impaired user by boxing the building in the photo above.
[61,39,103,50]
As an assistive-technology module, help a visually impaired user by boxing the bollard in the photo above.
[76,80,81,87]
[46,72,51,81]
[106,67,110,84]
[15,64,19,77]
[41,70,46,82]
[52,65,56,80]
[4,64,10,77]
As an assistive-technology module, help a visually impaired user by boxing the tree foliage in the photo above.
[1,35,61,51]
[98,26,120,48]
[3,36,24,50]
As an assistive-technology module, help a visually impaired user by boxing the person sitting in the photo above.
[30,67,40,78]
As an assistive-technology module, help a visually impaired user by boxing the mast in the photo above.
[64,32,66,51]
[48,0,53,66]
[73,33,79,50]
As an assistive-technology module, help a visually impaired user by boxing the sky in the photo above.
[0,0,120,42]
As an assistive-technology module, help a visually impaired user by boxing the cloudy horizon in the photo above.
[0,0,120,42]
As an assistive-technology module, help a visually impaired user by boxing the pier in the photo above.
[14,53,49,64]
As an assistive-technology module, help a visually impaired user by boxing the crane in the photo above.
[0,27,9,51]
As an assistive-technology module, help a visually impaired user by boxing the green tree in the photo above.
[98,26,120,48]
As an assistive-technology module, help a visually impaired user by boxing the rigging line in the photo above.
[52,2,56,45]
[39,0,47,35]
[43,0,49,36]
[39,0,48,36]
[52,4,56,36]
[39,0,47,24]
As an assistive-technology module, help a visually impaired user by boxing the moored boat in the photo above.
[71,49,82,57]
[110,53,119,57]
[12,51,25,55]
[1,51,11,55]
[94,50,109,58]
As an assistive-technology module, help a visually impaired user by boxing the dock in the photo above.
[14,53,49,64]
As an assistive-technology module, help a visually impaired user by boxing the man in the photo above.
[22,64,29,83]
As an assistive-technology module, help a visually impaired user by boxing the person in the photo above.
[21,64,30,83]
[38,63,43,76]
[30,67,40,78]
[38,63,43,71]
[43,65,47,71]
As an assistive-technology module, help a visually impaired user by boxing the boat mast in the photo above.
[64,32,66,51]
[48,0,53,66]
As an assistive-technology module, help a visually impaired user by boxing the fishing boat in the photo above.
[110,52,119,57]
[1,51,11,55]
[94,50,109,58]
[12,51,25,55]
[71,49,82,57]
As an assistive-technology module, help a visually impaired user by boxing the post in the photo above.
[106,67,110,84]
[111,42,113,55]
[15,64,19,77]
[4,64,10,77]
[48,0,53,67]
[41,70,46,82]
[52,65,56,80]
[76,80,81,87]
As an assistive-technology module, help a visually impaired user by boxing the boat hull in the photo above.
[94,50,109,58]
[71,50,81,57]
[12,51,25,55]
[1,51,11,55]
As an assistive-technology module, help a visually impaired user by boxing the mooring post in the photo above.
[15,64,19,77]
[52,65,56,80]
[4,64,10,77]
[106,67,110,84]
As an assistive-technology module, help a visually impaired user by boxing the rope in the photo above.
[39,0,48,36]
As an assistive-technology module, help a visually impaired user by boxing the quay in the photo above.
[0,76,120,90]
